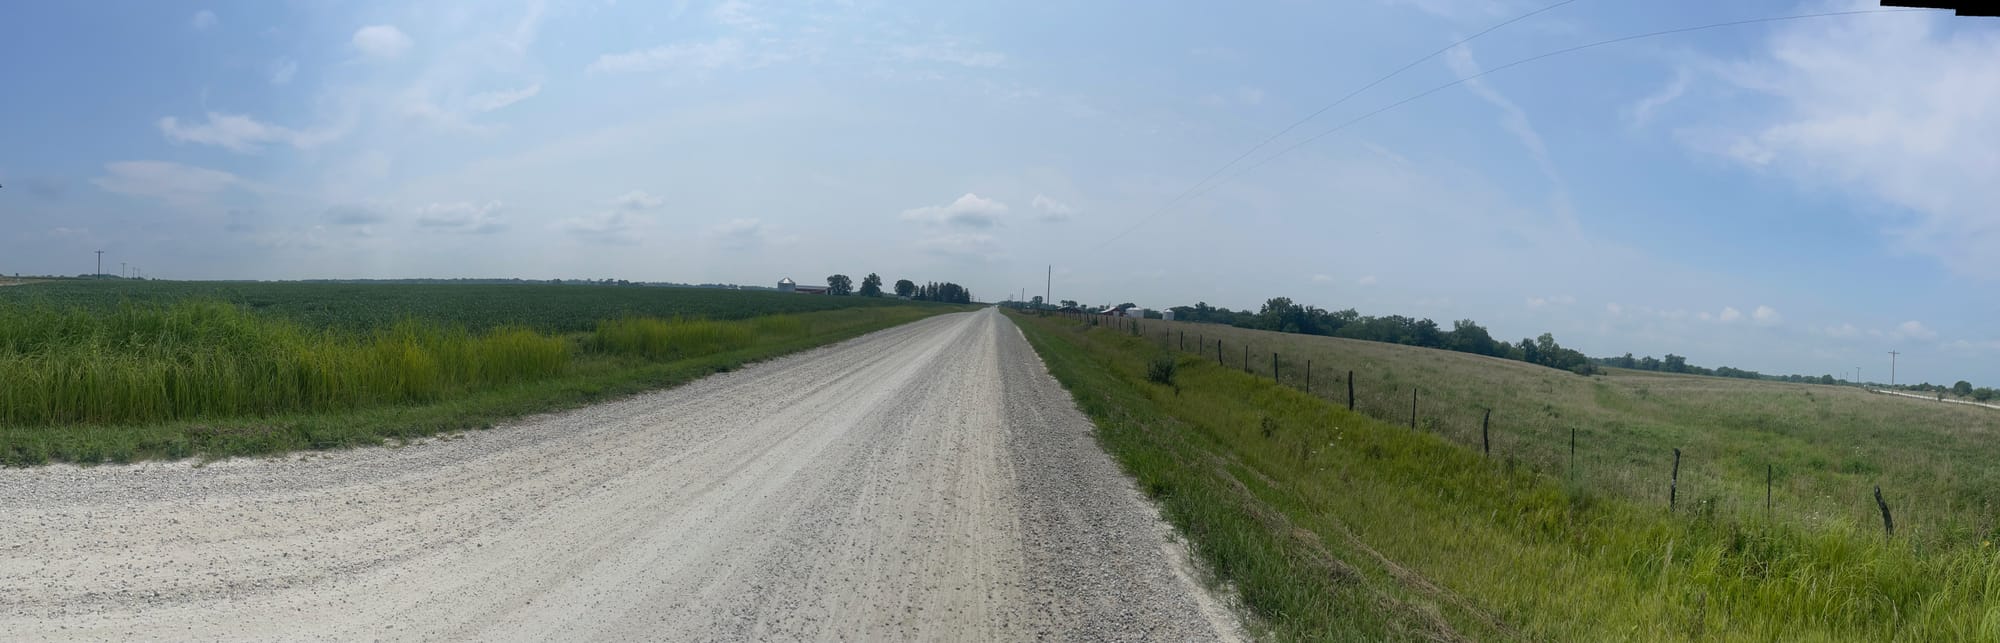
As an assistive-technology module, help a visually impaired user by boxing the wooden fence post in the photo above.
[1766,464,1773,521]
[1179,331,1184,351]
[1875,486,1895,537]
[1272,352,1279,383]
[1481,409,1491,457]
[1243,345,1249,373]
[1569,427,1576,483]
[1217,340,1223,365]
[1670,448,1681,514]
[1409,387,1418,428]
[1347,371,1355,411]
[1306,360,1312,393]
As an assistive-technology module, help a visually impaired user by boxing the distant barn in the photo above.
[777,277,828,295]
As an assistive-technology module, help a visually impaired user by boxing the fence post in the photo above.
[1217,340,1223,365]
[1179,331,1184,351]
[1670,448,1681,514]
[1766,464,1773,521]
[1347,371,1355,411]
[1569,428,1576,483]
[1243,345,1249,373]
[1273,352,1279,383]
[1306,360,1312,393]
[1409,387,1418,428]
[1481,409,1490,457]
[1875,486,1895,537]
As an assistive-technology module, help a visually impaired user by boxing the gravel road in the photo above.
[0,308,1243,641]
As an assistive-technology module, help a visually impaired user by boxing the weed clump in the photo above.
[1146,354,1177,386]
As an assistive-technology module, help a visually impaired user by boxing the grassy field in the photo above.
[0,281,964,465]
[1010,310,2000,641]
[0,280,903,333]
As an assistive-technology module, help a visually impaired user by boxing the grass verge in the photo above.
[2,304,960,465]
[1007,310,2000,641]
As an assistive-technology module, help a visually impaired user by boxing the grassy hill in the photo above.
[1015,310,2000,640]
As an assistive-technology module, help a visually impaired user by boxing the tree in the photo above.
[826,274,853,296]
[893,279,916,298]
[1663,354,1688,373]
[859,273,883,297]
[1029,296,1043,308]
[1954,380,1974,397]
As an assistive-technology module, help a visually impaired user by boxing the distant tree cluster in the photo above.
[909,281,973,304]
[822,274,969,302]
[1167,297,1598,375]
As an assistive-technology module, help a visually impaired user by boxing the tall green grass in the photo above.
[2,301,965,464]
[1009,310,2000,641]
[0,301,570,425]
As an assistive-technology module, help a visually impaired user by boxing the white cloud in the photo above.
[587,38,745,74]
[1752,305,1782,326]
[268,58,298,85]
[890,40,1007,68]
[1627,69,1688,126]
[416,201,505,233]
[917,233,1002,262]
[901,193,1007,228]
[1823,323,1861,339]
[1355,275,1379,286]
[1311,274,1334,283]
[557,210,645,244]
[1606,302,1624,315]
[1030,194,1075,222]
[90,161,246,208]
[613,190,664,210]
[1895,320,1938,341]
[1527,295,1575,308]
[1719,306,1743,322]
[158,112,339,153]
[1237,87,1265,106]
[467,84,541,112]
[352,25,414,59]
[191,10,217,31]
[1704,8,2000,278]
[710,0,766,30]
[1445,45,1576,233]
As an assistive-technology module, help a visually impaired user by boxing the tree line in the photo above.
[821,273,974,304]
[1164,297,1599,375]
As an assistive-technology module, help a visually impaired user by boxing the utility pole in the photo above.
[120,262,127,279]
[95,250,103,278]
[1855,366,1861,385]
[1045,265,1052,310]
[1888,351,1900,387]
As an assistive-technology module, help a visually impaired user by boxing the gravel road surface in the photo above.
[0,308,1242,641]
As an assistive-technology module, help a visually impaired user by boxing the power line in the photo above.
[1094,0,1582,250]
[1096,6,1932,250]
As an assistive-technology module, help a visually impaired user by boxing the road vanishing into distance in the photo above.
[0,309,1243,641]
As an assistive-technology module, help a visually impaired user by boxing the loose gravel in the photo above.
[0,308,1243,641]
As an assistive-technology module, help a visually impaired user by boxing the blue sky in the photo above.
[3,0,1997,385]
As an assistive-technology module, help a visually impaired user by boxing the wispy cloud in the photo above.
[268,58,298,85]
[1627,68,1688,126]
[890,40,1006,68]
[587,38,746,74]
[901,193,1007,228]
[158,112,339,153]
[352,25,414,59]
[466,84,541,112]
[1030,194,1074,222]
[416,201,505,233]
[191,10,217,31]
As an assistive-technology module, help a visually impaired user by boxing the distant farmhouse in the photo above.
[776,277,829,295]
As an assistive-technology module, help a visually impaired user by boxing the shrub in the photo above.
[1146,354,1177,386]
